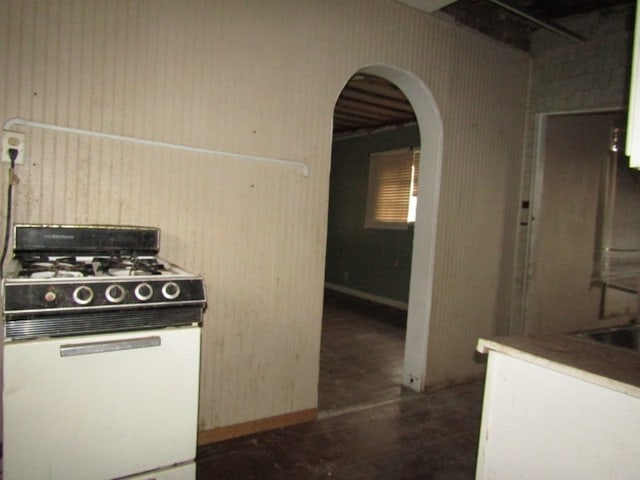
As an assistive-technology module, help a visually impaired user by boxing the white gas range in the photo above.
[1,224,207,480]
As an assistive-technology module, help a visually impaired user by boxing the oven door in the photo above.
[3,326,201,480]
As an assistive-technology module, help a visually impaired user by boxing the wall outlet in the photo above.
[2,130,26,164]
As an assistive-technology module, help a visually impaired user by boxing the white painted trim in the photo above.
[533,106,626,119]
[356,64,443,392]
[522,113,547,334]
[324,283,408,310]
[3,117,310,176]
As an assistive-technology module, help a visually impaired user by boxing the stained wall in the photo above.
[0,0,530,433]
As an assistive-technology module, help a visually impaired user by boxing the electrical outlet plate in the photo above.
[2,130,26,164]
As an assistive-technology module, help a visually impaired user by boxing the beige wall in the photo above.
[0,0,530,432]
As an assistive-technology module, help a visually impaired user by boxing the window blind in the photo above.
[365,148,420,229]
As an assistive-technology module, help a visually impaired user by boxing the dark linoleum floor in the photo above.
[196,291,485,479]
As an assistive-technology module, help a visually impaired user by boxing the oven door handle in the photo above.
[59,336,162,357]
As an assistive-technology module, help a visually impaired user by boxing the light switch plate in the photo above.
[2,130,26,164]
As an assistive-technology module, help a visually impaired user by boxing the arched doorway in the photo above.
[323,64,443,398]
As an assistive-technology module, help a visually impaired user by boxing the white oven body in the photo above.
[3,325,201,480]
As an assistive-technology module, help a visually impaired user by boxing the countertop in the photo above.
[477,334,640,398]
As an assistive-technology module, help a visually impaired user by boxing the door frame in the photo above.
[520,107,625,334]
[351,64,443,391]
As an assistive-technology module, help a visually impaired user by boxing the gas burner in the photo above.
[108,267,158,277]
[17,256,95,278]
[96,256,168,277]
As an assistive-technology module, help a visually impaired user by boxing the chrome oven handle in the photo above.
[59,336,161,357]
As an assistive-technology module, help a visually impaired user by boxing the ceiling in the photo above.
[439,0,634,51]
[332,0,633,137]
[333,74,417,136]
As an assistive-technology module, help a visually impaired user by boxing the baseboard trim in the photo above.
[325,282,408,310]
[197,407,318,446]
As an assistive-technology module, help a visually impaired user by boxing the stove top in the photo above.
[14,255,178,279]
[2,225,207,339]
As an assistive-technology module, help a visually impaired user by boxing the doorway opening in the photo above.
[523,109,639,335]
[320,65,443,413]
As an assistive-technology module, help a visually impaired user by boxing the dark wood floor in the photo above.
[196,291,485,479]
[319,290,408,412]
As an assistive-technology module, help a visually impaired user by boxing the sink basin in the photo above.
[575,323,640,352]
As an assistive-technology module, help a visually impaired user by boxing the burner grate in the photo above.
[96,256,168,276]
[18,256,95,278]
[13,255,171,278]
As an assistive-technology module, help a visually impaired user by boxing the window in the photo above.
[365,148,420,230]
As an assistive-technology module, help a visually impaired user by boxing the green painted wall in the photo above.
[325,124,420,304]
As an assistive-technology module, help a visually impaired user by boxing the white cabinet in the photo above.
[627,4,640,168]
[475,336,640,480]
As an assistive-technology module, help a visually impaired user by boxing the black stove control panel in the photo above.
[3,278,206,314]
[13,224,159,256]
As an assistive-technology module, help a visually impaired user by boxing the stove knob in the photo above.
[44,291,57,303]
[73,285,94,305]
[105,284,126,304]
[161,281,181,300]
[134,282,153,301]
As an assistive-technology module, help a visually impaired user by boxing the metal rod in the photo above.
[487,0,586,43]
[3,117,310,176]
[60,336,161,357]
